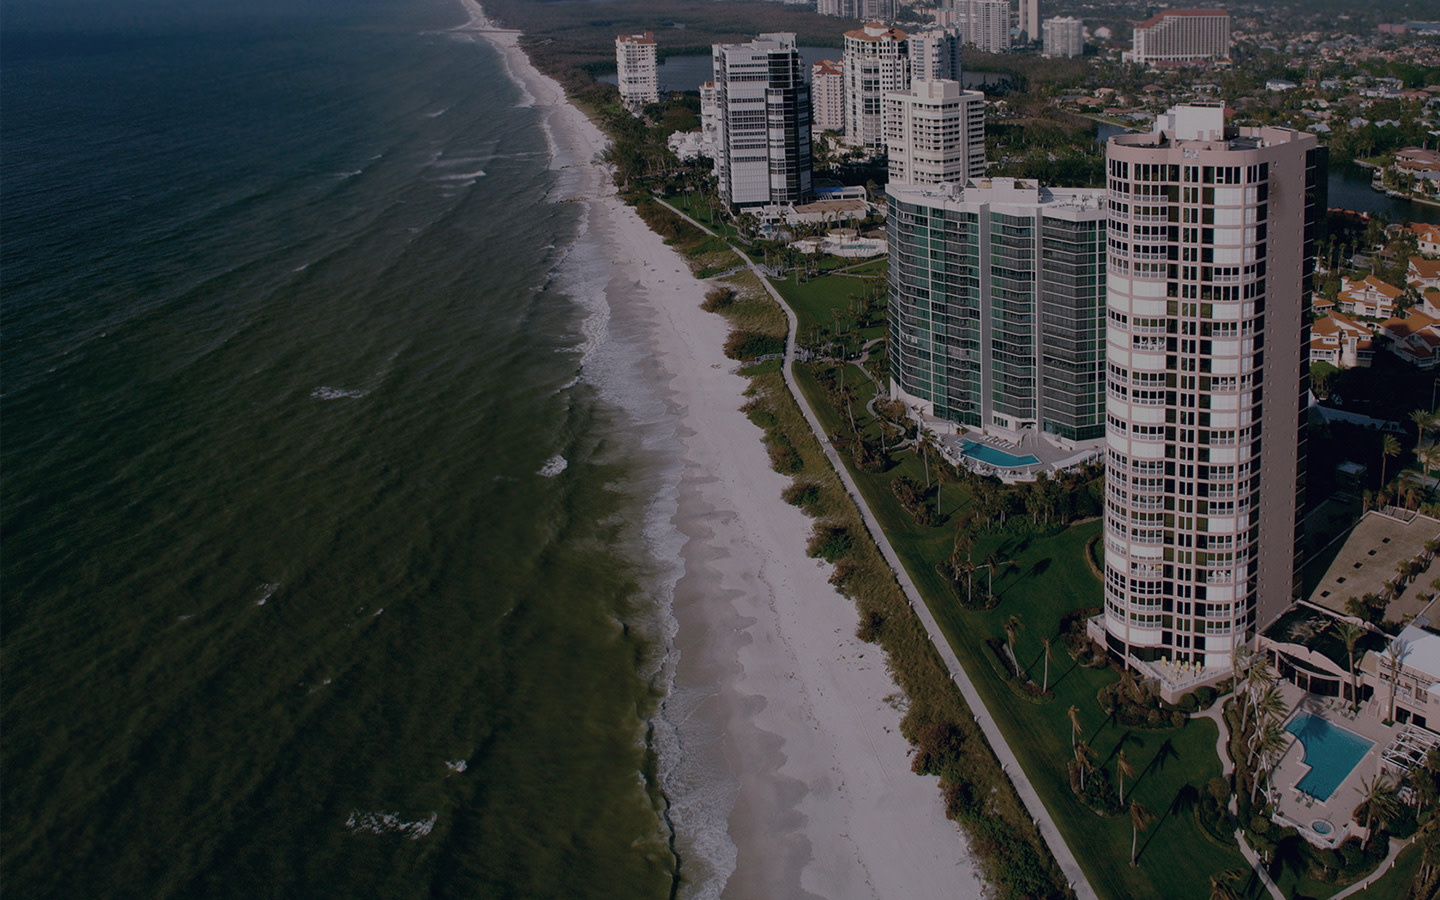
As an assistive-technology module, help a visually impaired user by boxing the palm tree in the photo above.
[1252,720,1289,806]
[1387,640,1408,722]
[1412,408,1433,455]
[1129,801,1154,866]
[1358,772,1400,837]
[1230,643,1251,694]
[1208,869,1246,900]
[1336,620,1366,710]
[1074,739,1095,791]
[1068,704,1082,749]
[1243,653,1276,729]
[1381,433,1401,488]
[1117,748,1136,806]
[1004,614,1024,678]
[1042,637,1053,693]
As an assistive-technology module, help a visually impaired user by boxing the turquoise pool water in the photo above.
[1285,712,1374,801]
[961,440,1040,468]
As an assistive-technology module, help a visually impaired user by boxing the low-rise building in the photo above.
[1409,222,1440,257]
[1379,311,1440,368]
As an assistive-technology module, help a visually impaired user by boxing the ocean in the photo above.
[0,1,694,897]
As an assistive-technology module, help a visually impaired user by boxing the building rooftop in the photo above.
[1307,511,1440,622]
[1136,8,1229,29]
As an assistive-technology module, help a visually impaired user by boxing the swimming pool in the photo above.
[960,440,1040,468]
[1285,712,1374,801]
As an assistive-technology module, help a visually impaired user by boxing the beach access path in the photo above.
[655,199,1100,900]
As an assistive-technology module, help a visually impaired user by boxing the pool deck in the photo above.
[935,426,1101,483]
[1268,685,1400,848]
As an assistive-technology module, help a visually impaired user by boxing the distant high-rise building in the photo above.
[843,23,910,149]
[1126,9,1230,66]
[615,32,659,109]
[883,80,985,185]
[887,178,1108,441]
[818,0,896,19]
[712,33,813,207]
[910,25,964,82]
[1017,0,1040,44]
[1101,105,1325,670]
[1042,16,1084,58]
[812,60,846,133]
[955,0,1011,55]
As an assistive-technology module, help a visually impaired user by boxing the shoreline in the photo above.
[459,2,985,898]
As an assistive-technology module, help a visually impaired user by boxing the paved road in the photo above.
[655,199,1099,900]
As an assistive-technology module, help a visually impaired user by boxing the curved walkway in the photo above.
[655,198,1098,900]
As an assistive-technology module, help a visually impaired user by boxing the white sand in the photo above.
[459,4,984,897]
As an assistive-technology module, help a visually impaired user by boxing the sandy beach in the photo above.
[460,4,984,897]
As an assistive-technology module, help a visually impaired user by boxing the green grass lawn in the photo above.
[791,364,1256,900]
[769,269,884,346]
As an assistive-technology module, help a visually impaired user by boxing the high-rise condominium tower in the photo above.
[615,32,659,108]
[957,0,1011,55]
[883,80,985,185]
[1102,105,1325,669]
[812,60,846,133]
[1127,9,1230,66]
[910,25,964,82]
[1042,16,1084,58]
[888,178,1108,441]
[843,23,910,150]
[1017,0,1040,44]
[712,33,813,207]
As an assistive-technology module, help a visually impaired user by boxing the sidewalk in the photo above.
[655,198,1099,900]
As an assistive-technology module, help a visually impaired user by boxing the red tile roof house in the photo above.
[1380,311,1440,369]
[1339,275,1403,319]
[1409,222,1440,257]
[1410,255,1440,293]
[1309,310,1374,368]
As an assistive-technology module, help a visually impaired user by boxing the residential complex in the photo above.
[1100,105,1326,670]
[817,0,896,19]
[1126,9,1231,66]
[843,23,910,150]
[615,32,659,109]
[711,34,813,207]
[1042,16,1084,59]
[887,178,1108,444]
[883,79,985,185]
[811,60,846,133]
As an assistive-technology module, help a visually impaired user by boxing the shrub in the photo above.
[807,524,853,562]
[1195,685,1218,708]
[781,481,821,511]
[701,286,736,312]
[856,609,886,643]
[911,721,966,775]
[1176,693,1199,713]
[724,329,784,361]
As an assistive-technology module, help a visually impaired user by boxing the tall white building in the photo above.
[818,0,897,18]
[1127,9,1231,66]
[883,80,985,185]
[843,23,910,150]
[1042,16,1084,58]
[910,25,964,82]
[812,60,846,133]
[1017,0,1040,44]
[1101,105,1326,670]
[712,33,813,207]
[956,0,1011,55]
[615,32,659,109]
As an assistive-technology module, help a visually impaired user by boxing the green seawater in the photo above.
[1,2,679,896]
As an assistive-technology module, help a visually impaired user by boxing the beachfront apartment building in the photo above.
[887,178,1108,442]
[1125,9,1231,66]
[1101,104,1326,671]
[1017,0,1040,44]
[843,23,910,150]
[711,34,813,207]
[1042,16,1084,58]
[956,0,1012,55]
[812,60,846,133]
[615,32,659,109]
[883,79,985,185]
[818,0,897,19]
[910,25,964,83]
